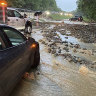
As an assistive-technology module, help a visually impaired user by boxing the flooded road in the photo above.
[11,23,96,96]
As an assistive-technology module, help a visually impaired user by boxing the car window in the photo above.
[7,10,15,17]
[3,28,25,46]
[14,11,21,18]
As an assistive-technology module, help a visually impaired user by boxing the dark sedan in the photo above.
[0,24,40,96]
[69,16,83,22]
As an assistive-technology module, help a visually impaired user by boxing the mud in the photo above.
[40,23,96,70]
[11,22,96,96]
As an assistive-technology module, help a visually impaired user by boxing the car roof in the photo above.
[7,7,16,10]
[7,7,20,11]
[0,24,7,27]
[7,7,20,13]
[0,24,15,29]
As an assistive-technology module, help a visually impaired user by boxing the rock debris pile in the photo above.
[39,23,96,70]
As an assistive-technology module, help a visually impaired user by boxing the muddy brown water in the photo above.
[11,25,96,96]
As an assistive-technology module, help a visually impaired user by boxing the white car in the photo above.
[7,7,32,33]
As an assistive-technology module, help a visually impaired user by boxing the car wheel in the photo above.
[25,25,32,34]
[31,48,40,68]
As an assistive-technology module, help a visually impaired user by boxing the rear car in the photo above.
[0,1,32,34]
[7,7,32,34]
[69,16,83,22]
[0,24,40,96]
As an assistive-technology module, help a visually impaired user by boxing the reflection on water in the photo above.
[57,31,96,50]
[64,20,88,25]
[57,31,79,44]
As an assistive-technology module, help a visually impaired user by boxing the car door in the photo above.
[13,10,25,29]
[7,9,17,28]
[0,27,31,96]
[0,30,9,96]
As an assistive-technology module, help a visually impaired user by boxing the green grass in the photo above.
[83,16,96,23]
[49,14,72,20]
[83,17,91,22]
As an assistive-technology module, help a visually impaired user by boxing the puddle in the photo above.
[57,31,79,44]
[56,31,96,50]
[64,20,88,25]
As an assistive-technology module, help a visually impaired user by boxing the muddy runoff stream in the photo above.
[11,24,96,96]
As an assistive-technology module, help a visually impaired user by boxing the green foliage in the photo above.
[6,0,25,8]
[6,0,60,11]
[83,16,91,22]
[77,0,96,21]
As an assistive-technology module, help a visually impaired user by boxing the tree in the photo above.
[7,0,25,8]
[6,0,60,11]
[77,0,96,21]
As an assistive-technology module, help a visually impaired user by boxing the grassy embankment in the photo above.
[49,14,96,22]
[83,17,96,23]
[49,14,72,20]
[83,17,91,22]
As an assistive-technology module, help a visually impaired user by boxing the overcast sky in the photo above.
[55,0,77,12]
